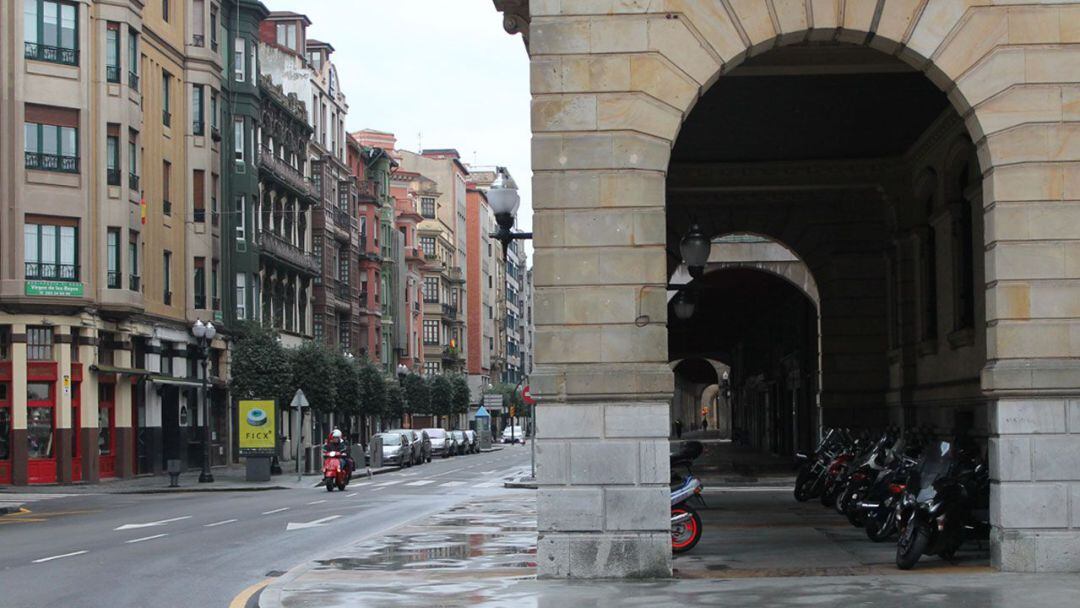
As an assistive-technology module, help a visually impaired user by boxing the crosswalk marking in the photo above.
[473,481,502,488]
[404,480,436,487]
[439,481,466,487]
[375,480,400,487]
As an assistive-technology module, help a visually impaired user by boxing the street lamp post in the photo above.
[487,172,532,260]
[192,320,217,483]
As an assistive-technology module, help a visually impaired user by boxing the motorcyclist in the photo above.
[323,429,354,475]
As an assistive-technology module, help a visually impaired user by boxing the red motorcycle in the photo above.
[323,450,351,491]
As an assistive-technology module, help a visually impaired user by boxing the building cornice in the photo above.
[493,0,530,52]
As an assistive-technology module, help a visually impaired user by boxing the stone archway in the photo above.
[511,1,1080,577]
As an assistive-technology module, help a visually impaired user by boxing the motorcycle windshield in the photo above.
[913,441,954,503]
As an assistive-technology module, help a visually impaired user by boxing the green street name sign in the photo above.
[25,281,85,297]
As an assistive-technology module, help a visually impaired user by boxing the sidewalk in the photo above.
[260,488,1080,608]
[0,464,400,495]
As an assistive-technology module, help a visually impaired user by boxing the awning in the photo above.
[90,364,152,377]
[147,375,204,388]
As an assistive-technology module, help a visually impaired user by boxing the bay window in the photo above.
[24,0,78,65]
[24,104,78,173]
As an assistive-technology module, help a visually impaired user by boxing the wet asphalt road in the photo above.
[0,446,532,608]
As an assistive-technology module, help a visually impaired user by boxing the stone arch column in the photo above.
[523,0,1080,575]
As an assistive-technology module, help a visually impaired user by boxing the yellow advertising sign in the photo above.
[238,400,276,455]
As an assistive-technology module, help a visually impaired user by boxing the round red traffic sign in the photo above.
[522,385,535,405]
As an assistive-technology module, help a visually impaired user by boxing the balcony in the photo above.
[25,152,78,173]
[105,271,121,289]
[256,229,320,275]
[106,65,120,83]
[163,199,172,216]
[211,38,218,52]
[193,120,205,136]
[442,346,463,361]
[192,34,205,47]
[107,168,121,186]
[336,281,351,301]
[442,304,457,319]
[356,179,377,201]
[358,291,369,309]
[333,207,351,230]
[163,110,171,128]
[449,267,465,284]
[194,208,206,223]
[194,294,206,309]
[25,262,79,282]
[129,173,140,192]
[164,291,172,306]
[258,148,318,201]
[212,297,221,311]
[25,42,78,66]
[210,125,221,142]
[128,71,139,90]
[129,274,141,291]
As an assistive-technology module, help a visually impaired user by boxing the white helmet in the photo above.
[332,429,342,439]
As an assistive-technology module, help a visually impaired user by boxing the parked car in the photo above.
[365,432,410,467]
[449,430,467,456]
[502,425,524,444]
[424,428,452,458]
[463,430,478,454]
[386,429,426,465]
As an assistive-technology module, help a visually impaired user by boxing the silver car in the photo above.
[463,430,478,454]
[385,429,424,465]
[424,428,452,458]
[366,432,411,467]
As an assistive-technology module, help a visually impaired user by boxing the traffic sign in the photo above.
[483,394,503,409]
[522,385,535,405]
[291,389,309,409]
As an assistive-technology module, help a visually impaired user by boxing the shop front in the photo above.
[0,362,11,484]
[26,361,57,484]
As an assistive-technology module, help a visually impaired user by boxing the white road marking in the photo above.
[479,470,497,475]
[372,487,386,492]
[126,533,168,544]
[286,515,342,531]
[474,481,502,488]
[32,550,88,563]
[404,480,436,487]
[114,516,192,531]
[307,500,327,505]
[375,480,400,487]
[440,481,466,487]
[204,519,237,528]
[262,507,290,515]
[345,493,357,497]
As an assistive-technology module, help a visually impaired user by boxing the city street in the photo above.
[0,446,531,608]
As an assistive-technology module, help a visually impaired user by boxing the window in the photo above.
[249,38,256,82]
[424,361,440,376]
[193,257,205,309]
[24,105,78,173]
[105,22,120,82]
[193,170,205,223]
[211,173,219,225]
[192,0,204,45]
[210,90,218,129]
[163,250,172,304]
[106,124,119,185]
[338,315,350,350]
[421,197,436,218]
[420,236,436,257]
[128,129,139,190]
[192,85,204,135]
[161,0,169,22]
[106,228,120,288]
[128,231,139,291]
[424,277,439,303]
[161,70,172,126]
[24,0,78,65]
[233,37,245,82]
[235,273,246,319]
[209,7,218,51]
[211,260,219,304]
[160,161,171,215]
[127,28,139,88]
[276,22,296,50]
[24,218,78,281]
[27,327,53,361]
[235,195,246,241]
[423,321,440,345]
[234,118,244,162]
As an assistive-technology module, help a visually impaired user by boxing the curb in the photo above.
[0,504,25,516]
[503,481,537,489]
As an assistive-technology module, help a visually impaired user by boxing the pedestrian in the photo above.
[674,419,683,439]
[702,416,709,432]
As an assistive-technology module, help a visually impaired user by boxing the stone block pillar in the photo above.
[10,324,28,485]
[55,325,73,483]
[113,344,135,479]
[79,327,99,483]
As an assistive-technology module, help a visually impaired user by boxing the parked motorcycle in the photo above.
[793,428,843,502]
[670,441,706,554]
[895,440,990,569]
[322,450,351,492]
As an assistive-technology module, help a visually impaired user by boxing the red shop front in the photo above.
[0,362,12,484]
[27,361,58,484]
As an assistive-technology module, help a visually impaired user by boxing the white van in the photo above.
[501,426,524,444]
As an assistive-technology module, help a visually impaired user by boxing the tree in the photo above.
[229,323,293,407]
[289,341,337,414]
[356,362,386,420]
[384,381,404,425]
[401,373,430,415]
[333,355,362,417]
[450,375,471,416]
[428,375,454,420]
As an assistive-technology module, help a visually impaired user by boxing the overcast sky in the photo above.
[263,0,534,254]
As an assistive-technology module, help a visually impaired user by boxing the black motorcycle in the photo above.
[895,440,990,569]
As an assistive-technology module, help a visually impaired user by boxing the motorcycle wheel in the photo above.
[865,516,893,542]
[671,506,703,554]
[820,485,837,508]
[846,504,864,527]
[793,468,815,502]
[325,478,335,492]
[896,520,931,570]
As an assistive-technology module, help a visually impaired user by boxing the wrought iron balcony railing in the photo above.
[193,120,205,136]
[106,65,120,83]
[107,270,121,289]
[25,42,78,66]
[129,173,140,192]
[192,34,205,47]
[162,110,171,127]
[107,168,121,186]
[25,152,78,173]
[194,208,206,223]
[194,294,206,309]
[256,229,320,275]
[128,71,139,90]
[258,148,318,200]
[163,199,172,216]
[129,274,141,291]
[25,262,79,281]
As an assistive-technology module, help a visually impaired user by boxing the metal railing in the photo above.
[336,281,351,300]
[24,42,78,65]
[442,304,457,319]
[258,149,318,200]
[333,207,350,229]
[163,199,172,216]
[106,65,120,83]
[162,110,171,127]
[25,152,78,173]
[193,120,205,136]
[107,168,121,186]
[129,173,140,192]
[194,294,206,309]
[194,208,206,223]
[192,34,205,47]
[358,291,368,307]
[25,262,79,281]
[107,270,121,289]
[257,229,320,274]
[128,71,139,90]
[129,274,141,291]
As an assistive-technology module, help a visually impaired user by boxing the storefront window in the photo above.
[98,407,111,455]
[0,408,11,460]
[27,406,53,458]
[27,381,50,401]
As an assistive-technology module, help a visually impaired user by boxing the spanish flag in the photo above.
[140,192,147,225]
